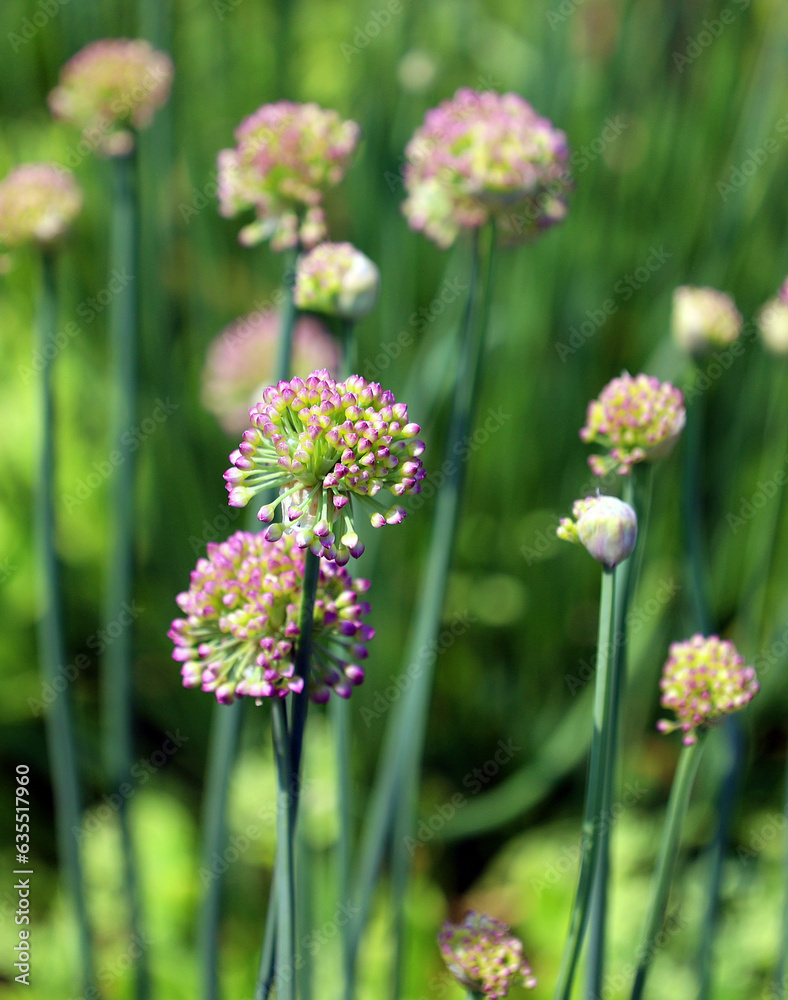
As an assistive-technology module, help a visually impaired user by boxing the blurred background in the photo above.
[2,0,788,997]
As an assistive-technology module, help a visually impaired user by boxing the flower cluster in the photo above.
[224,370,425,563]
[438,912,537,998]
[294,242,380,321]
[671,285,742,356]
[217,101,360,250]
[202,309,339,434]
[580,372,686,477]
[49,39,173,155]
[402,88,570,248]
[658,635,759,745]
[557,495,637,570]
[0,164,82,248]
[757,278,788,356]
[170,531,373,704]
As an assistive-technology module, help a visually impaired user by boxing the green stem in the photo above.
[103,149,148,1000]
[36,250,95,997]
[199,699,244,1000]
[630,736,706,1000]
[203,252,301,1000]
[553,568,617,1000]
[332,694,354,999]
[254,551,319,1000]
[274,248,300,383]
[347,225,494,993]
[776,748,788,997]
[681,393,712,635]
[271,699,296,1000]
[586,475,636,998]
[334,318,356,998]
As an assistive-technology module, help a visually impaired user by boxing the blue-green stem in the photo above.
[201,249,301,1000]
[334,318,356,999]
[36,250,95,997]
[271,698,296,1000]
[346,224,492,995]
[682,377,742,1000]
[103,148,148,1000]
[254,549,320,1000]
[776,747,788,998]
[630,735,706,1000]
[586,474,637,998]
[553,567,617,1000]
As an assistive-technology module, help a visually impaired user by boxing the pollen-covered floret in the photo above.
[438,912,537,999]
[657,635,759,745]
[49,39,173,155]
[403,88,570,248]
[0,164,82,248]
[580,372,686,477]
[217,101,360,250]
[224,370,425,563]
[169,531,373,704]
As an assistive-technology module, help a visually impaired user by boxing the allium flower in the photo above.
[224,370,425,563]
[557,495,637,570]
[49,39,173,156]
[217,101,360,250]
[169,531,373,704]
[757,279,788,356]
[202,309,339,434]
[657,635,759,745]
[294,242,380,321]
[439,912,537,998]
[581,372,686,477]
[671,285,742,356]
[0,164,82,248]
[402,88,570,248]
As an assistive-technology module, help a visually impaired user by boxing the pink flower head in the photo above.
[169,531,373,704]
[581,372,686,477]
[439,912,537,998]
[224,370,425,564]
[658,635,759,745]
[0,164,82,248]
[202,308,339,434]
[403,88,570,248]
[49,39,173,155]
[217,101,360,250]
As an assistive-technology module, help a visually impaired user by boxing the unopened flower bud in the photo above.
[557,495,637,570]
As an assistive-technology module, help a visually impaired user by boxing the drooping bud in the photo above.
[671,285,742,356]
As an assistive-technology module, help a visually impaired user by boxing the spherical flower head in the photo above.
[657,635,759,745]
[671,285,742,356]
[169,531,373,704]
[402,88,570,249]
[49,39,173,156]
[0,164,82,249]
[202,309,339,434]
[224,370,425,563]
[294,242,380,321]
[580,372,686,477]
[217,101,360,251]
[557,495,637,570]
[757,281,788,356]
[438,912,537,998]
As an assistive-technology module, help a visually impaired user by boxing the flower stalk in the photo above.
[629,737,706,1000]
[553,567,617,1000]
[102,147,149,1000]
[348,223,495,999]
[36,250,95,997]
